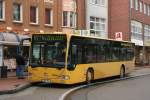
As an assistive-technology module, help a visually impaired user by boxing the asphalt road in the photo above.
[0,84,71,100]
[66,75,150,100]
[1,75,150,100]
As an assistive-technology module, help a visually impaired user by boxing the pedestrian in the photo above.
[16,54,26,79]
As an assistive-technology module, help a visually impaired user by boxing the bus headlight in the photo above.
[61,75,70,80]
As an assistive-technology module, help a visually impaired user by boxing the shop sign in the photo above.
[115,32,122,41]
[131,39,143,46]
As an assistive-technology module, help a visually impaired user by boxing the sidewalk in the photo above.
[0,66,150,95]
[131,66,150,76]
[0,71,31,95]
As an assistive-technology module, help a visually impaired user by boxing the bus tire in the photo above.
[86,69,94,84]
[120,66,125,79]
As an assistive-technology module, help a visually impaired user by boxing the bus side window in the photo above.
[71,45,77,64]
[86,45,97,63]
[104,41,111,61]
[72,45,77,55]
[127,48,134,60]
[120,48,127,60]
[97,45,105,62]
[71,45,83,64]
[112,47,120,61]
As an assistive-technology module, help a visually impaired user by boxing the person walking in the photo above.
[16,54,26,79]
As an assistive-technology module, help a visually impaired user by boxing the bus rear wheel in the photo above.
[86,69,94,84]
[120,66,125,79]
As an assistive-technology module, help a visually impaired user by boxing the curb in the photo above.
[0,83,31,95]
[59,73,150,100]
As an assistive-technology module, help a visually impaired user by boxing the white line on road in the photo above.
[59,73,150,100]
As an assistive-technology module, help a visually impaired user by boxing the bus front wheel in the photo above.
[86,69,94,84]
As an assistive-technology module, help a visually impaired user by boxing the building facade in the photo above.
[0,0,62,69]
[85,0,108,38]
[0,0,63,34]
[0,0,86,34]
[0,0,87,70]
[0,0,108,37]
[109,0,150,65]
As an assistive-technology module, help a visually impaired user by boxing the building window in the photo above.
[100,0,105,6]
[144,25,150,41]
[134,0,138,10]
[90,17,106,37]
[131,21,142,41]
[144,3,147,14]
[30,6,38,24]
[70,12,76,28]
[45,8,52,25]
[91,0,105,6]
[70,12,74,27]
[63,11,68,27]
[148,5,150,16]
[139,1,143,12]
[91,0,100,5]
[13,3,22,22]
[62,11,76,28]
[130,0,133,8]
[0,0,5,20]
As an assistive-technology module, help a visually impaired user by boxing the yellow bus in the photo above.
[28,33,135,84]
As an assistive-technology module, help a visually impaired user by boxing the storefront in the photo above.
[0,32,30,70]
[135,46,143,66]
[145,46,150,65]
[144,40,150,65]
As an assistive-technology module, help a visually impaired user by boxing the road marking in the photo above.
[59,84,86,100]
[59,73,150,100]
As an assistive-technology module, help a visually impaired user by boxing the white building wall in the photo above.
[86,0,108,38]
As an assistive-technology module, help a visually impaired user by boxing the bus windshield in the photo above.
[30,35,67,68]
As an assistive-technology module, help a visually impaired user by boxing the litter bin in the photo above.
[0,66,7,78]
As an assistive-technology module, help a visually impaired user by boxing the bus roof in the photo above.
[69,34,134,44]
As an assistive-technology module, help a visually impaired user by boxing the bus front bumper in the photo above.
[28,74,70,84]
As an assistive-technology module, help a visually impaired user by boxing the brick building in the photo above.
[0,0,86,34]
[0,0,63,34]
[109,0,150,65]
[0,0,87,69]
[0,0,62,69]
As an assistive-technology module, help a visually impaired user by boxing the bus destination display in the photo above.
[33,34,66,42]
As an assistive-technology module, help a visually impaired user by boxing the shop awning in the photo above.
[18,34,30,46]
[0,32,30,46]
